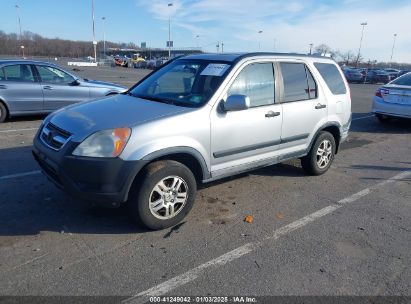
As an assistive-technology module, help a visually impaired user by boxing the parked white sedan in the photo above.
[372,72,411,122]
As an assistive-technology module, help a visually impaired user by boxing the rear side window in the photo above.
[228,62,275,107]
[280,63,317,102]
[0,68,4,81]
[391,73,411,86]
[314,63,346,95]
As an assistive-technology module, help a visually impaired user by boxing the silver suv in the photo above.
[33,53,351,230]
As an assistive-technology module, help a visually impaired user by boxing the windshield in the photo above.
[129,59,232,108]
[391,73,411,86]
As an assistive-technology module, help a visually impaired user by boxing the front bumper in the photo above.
[372,97,411,119]
[33,133,148,206]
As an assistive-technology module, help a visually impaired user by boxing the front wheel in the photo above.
[129,160,197,230]
[0,102,7,123]
[301,131,336,176]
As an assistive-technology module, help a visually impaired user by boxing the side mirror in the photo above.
[70,79,80,86]
[223,94,250,112]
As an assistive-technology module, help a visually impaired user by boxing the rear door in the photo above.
[278,61,327,151]
[34,65,90,111]
[0,64,43,113]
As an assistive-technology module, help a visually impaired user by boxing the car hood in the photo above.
[48,94,191,141]
[81,79,127,91]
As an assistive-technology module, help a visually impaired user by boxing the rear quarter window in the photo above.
[314,62,347,95]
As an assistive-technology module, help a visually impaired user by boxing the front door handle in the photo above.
[315,103,326,109]
[265,111,281,118]
[0,85,7,89]
[43,85,53,90]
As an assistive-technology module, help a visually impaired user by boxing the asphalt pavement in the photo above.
[0,68,410,302]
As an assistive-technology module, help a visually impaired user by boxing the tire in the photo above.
[0,102,7,123]
[376,113,390,123]
[301,131,336,176]
[128,160,197,230]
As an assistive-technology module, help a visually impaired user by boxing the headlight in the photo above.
[73,128,131,157]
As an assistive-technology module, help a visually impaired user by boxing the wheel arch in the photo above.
[138,147,211,183]
[308,122,342,154]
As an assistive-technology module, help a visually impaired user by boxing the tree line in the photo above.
[313,44,411,70]
[0,31,137,58]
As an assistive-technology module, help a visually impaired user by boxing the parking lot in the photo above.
[0,66,410,301]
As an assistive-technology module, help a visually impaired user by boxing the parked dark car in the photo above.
[343,68,364,83]
[365,70,391,84]
[0,60,127,122]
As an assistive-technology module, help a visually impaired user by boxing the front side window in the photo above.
[36,66,75,84]
[0,68,4,81]
[228,63,275,107]
[314,62,347,95]
[280,62,316,102]
[3,64,35,82]
[130,59,232,108]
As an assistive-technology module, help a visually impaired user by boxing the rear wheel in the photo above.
[376,113,391,123]
[0,102,7,123]
[301,131,336,176]
[128,160,197,230]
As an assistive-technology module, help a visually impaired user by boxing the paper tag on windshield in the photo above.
[200,64,229,76]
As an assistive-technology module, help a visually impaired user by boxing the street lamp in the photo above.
[168,3,173,60]
[355,22,367,67]
[309,43,313,55]
[195,35,199,48]
[102,17,106,58]
[389,34,397,67]
[258,30,263,50]
[15,4,24,58]
[91,0,97,62]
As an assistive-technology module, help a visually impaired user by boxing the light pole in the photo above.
[389,33,397,67]
[102,17,106,58]
[195,35,199,48]
[168,3,173,60]
[91,0,97,62]
[258,30,263,50]
[15,4,24,58]
[356,22,367,67]
[309,43,313,55]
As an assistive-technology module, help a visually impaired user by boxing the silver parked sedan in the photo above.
[372,72,411,122]
[0,60,127,122]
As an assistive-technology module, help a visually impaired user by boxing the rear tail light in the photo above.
[375,89,382,98]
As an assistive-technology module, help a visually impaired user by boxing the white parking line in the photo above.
[352,114,375,121]
[0,127,39,133]
[123,169,411,304]
[0,170,41,180]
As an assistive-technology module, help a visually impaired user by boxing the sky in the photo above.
[1,0,410,62]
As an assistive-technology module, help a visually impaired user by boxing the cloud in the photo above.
[135,0,411,62]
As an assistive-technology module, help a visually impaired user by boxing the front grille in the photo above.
[40,123,71,150]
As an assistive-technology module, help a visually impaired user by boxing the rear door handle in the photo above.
[0,85,7,89]
[265,111,281,118]
[315,103,326,109]
[43,85,53,90]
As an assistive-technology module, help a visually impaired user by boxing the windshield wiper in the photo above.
[130,94,174,105]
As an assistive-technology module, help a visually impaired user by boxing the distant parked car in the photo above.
[343,68,364,83]
[365,69,391,84]
[384,68,400,80]
[0,60,127,122]
[372,72,411,122]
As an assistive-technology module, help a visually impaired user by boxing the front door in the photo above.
[35,65,90,111]
[210,61,283,175]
